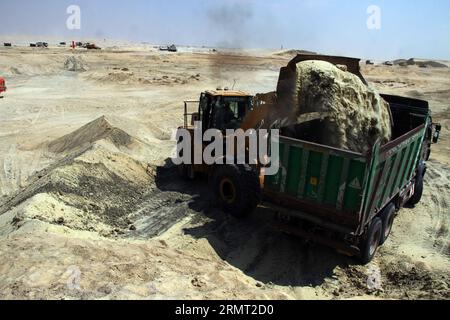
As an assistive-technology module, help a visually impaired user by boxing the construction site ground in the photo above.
[0,44,449,299]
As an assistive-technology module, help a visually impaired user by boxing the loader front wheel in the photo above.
[212,164,262,218]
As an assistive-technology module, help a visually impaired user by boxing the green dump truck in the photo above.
[263,94,441,263]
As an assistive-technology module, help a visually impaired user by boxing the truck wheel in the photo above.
[212,164,261,218]
[379,203,396,245]
[359,218,383,264]
[408,172,424,206]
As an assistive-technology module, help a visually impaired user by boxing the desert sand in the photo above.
[0,42,449,300]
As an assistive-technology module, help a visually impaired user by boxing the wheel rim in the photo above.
[219,178,237,204]
[369,228,381,256]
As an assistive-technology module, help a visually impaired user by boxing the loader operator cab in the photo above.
[198,90,253,133]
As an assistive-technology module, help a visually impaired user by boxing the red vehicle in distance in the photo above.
[0,77,6,98]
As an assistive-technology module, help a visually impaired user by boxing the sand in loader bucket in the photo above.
[269,60,392,154]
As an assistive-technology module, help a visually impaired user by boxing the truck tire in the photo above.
[408,172,424,206]
[359,217,383,264]
[379,203,396,245]
[212,164,262,218]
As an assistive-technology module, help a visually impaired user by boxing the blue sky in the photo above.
[0,0,449,60]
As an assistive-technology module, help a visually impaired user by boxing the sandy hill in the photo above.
[274,49,317,57]
[48,116,134,153]
[393,58,448,68]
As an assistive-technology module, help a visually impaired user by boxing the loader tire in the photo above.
[379,203,396,245]
[359,217,383,264]
[212,164,262,218]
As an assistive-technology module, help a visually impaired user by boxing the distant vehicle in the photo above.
[168,44,178,52]
[4,43,12,47]
[383,61,394,66]
[0,77,6,98]
[59,42,67,46]
[36,42,49,48]
[159,45,177,52]
[76,42,83,47]
[365,60,374,65]
[85,43,101,50]
[30,43,36,47]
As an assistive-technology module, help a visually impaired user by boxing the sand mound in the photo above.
[393,58,448,68]
[0,114,175,239]
[418,61,448,68]
[48,116,133,153]
[271,60,392,153]
[64,56,88,72]
[8,66,22,75]
[85,69,198,86]
[0,142,155,237]
[275,49,317,57]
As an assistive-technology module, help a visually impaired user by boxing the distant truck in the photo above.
[0,77,6,98]
[4,43,12,47]
[160,44,178,52]
[168,44,178,52]
[84,43,101,50]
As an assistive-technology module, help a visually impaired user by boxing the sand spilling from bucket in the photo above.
[270,60,392,154]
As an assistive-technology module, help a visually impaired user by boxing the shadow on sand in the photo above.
[155,162,354,287]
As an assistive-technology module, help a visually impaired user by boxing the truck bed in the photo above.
[264,95,429,236]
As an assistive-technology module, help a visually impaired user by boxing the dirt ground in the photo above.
[0,43,449,300]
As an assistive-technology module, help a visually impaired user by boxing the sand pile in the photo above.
[0,115,179,239]
[64,56,88,72]
[270,60,392,153]
[393,58,448,68]
[48,116,133,153]
[274,49,317,57]
[0,138,155,237]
